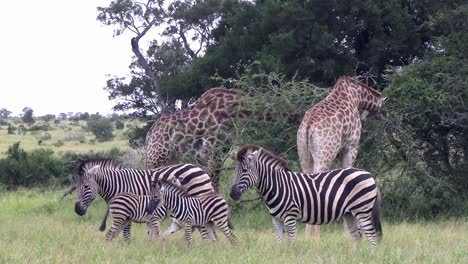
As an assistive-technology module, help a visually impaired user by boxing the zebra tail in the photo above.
[99,207,110,232]
[372,188,383,240]
[228,219,235,230]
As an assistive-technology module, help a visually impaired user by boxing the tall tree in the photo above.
[21,107,35,125]
[98,0,227,115]
[0,108,12,118]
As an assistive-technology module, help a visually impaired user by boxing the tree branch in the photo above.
[178,24,197,59]
[130,19,163,111]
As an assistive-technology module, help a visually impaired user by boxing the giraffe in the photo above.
[145,87,280,191]
[296,76,385,239]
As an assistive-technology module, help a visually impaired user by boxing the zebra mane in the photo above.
[162,181,189,197]
[236,144,290,171]
[337,76,382,97]
[78,158,126,177]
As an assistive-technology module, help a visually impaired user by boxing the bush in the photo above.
[53,140,64,147]
[0,144,130,189]
[115,120,125,130]
[28,123,49,131]
[87,116,114,142]
[125,122,152,149]
[0,142,64,189]
[7,124,16,134]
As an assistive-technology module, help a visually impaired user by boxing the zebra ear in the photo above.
[250,150,260,162]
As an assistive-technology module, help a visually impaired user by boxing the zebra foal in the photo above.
[147,181,237,247]
[230,144,382,247]
[106,192,165,242]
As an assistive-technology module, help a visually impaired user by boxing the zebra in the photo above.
[106,192,162,242]
[74,159,215,241]
[230,144,382,247]
[146,181,237,247]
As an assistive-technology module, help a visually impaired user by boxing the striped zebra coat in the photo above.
[147,181,237,247]
[74,159,215,241]
[106,192,162,241]
[230,145,382,246]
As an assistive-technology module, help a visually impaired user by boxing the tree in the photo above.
[98,0,228,115]
[21,107,35,125]
[87,115,115,142]
[0,108,12,118]
[356,3,468,218]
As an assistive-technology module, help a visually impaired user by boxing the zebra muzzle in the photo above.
[74,202,86,216]
[230,185,241,201]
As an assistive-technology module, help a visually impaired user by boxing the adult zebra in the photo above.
[74,158,215,241]
[230,145,382,246]
[147,181,237,247]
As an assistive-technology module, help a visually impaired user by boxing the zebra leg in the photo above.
[205,222,217,243]
[214,219,237,247]
[184,224,194,248]
[354,212,379,249]
[122,221,132,242]
[283,218,297,242]
[105,222,121,242]
[105,213,125,242]
[146,219,161,240]
[161,220,182,241]
[343,213,362,247]
[272,217,285,243]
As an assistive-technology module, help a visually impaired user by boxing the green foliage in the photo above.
[86,115,115,142]
[0,142,128,189]
[21,107,35,125]
[0,142,64,189]
[7,124,16,134]
[220,67,327,162]
[356,3,468,219]
[125,121,153,149]
[115,120,125,130]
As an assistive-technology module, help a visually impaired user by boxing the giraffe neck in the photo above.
[331,77,383,112]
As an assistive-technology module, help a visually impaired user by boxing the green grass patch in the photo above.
[1,189,467,263]
[0,120,137,157]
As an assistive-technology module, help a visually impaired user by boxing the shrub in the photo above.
[7,124,16,134]
[115,120,125,130]
[0,142,64,189]
[28,123,49,131]
[53,140,64,147]
[87,116,114,142]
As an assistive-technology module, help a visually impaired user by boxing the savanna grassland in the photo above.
[0,119,138,157]
[1,189,467,264]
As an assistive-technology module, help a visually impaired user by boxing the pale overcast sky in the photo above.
[0,0,140,117]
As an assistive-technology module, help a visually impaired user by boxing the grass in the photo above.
[0,119,141,157]
[1,189,467,264]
